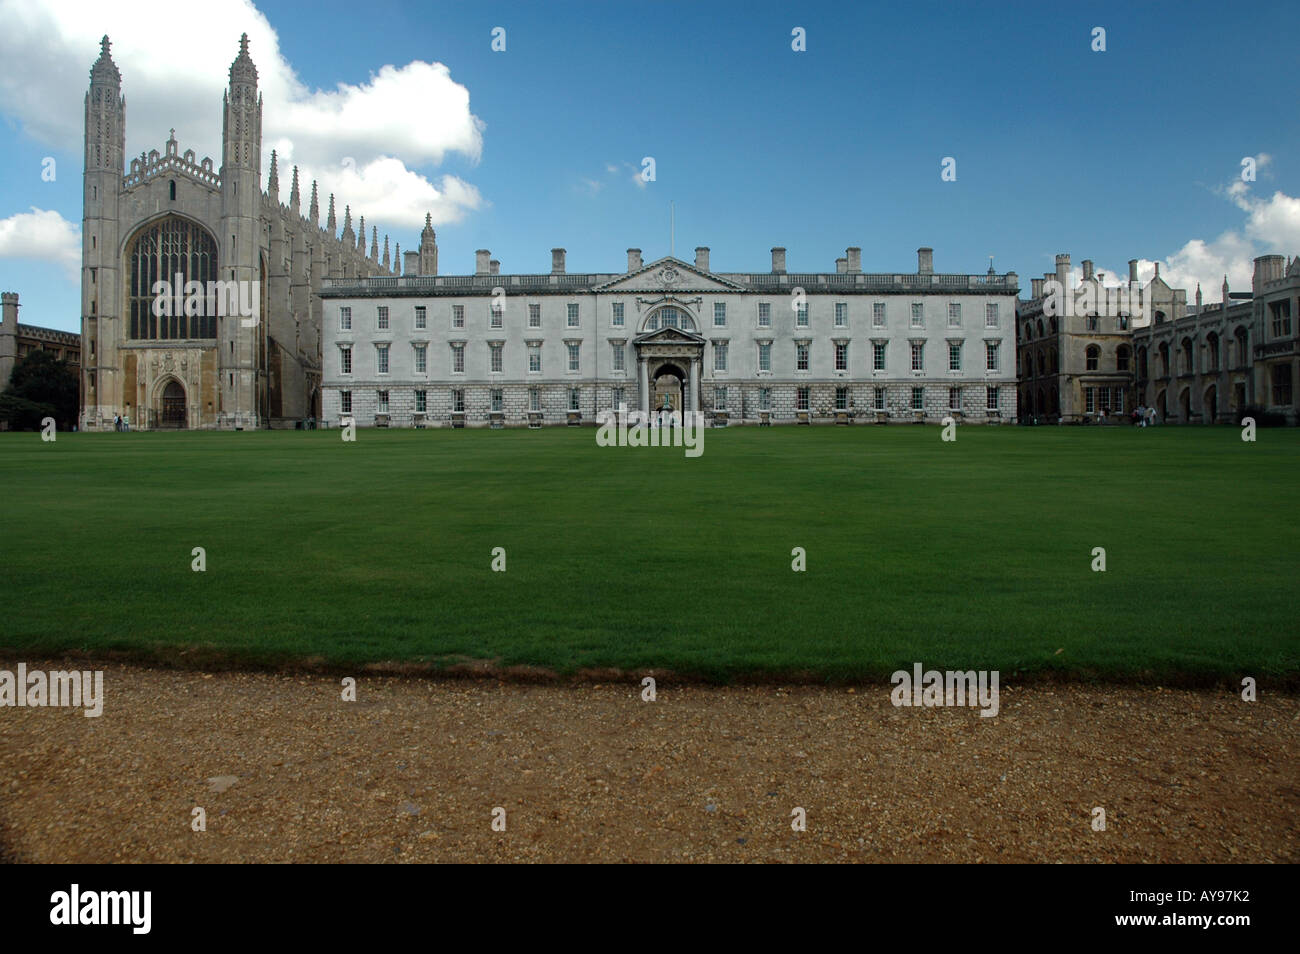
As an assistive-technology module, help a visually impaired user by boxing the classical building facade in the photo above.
[319,245,1020,427]
[79,35,393,431]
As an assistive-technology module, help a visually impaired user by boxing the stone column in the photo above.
[689,356,700,413]
[639,356,649,412]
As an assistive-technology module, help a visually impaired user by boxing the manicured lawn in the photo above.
[1,425,1296,681]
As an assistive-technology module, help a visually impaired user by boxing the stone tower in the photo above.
[82,35,125,425]
[220,33,263,428]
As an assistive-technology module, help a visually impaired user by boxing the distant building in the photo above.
[0,291,83,406]
[319,245,1021,427]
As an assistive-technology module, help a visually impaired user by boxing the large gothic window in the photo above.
[126,216,219,340]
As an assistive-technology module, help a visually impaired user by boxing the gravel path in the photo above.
[1,663,1295,863]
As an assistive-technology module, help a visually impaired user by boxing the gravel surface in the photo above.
[1,663,1295,863]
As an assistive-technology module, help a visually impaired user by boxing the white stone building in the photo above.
[320,244,1019,427]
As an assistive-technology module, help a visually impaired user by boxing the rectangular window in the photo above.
[567,342,580,372]
[985,341,1000,371]
[872,342,887,371]
[1111,387,1124,414]
[1085,387,1096,413]
[612,302,624,327]
[340,306,352,330]
[874,386,886,411]
[612,386,624,407]
[796,342,810,371]
[1270,300,1292,337]
[376,344,389,374]
[986,387,999,411]
[759,387,771,410]
[452,304,464,329]
[340,390,352,414]
[340,345,352,375]
[1087,315,1099,332]
[415,389,427,413]
[797,387,810,411]
[414,306,426,330]
[948,302,961,327]
[758,302,771,327]
[567,303,579,327]
[835,341,848,371]
[377,306,389,330]
[490,343,503,373]
[528,303,541,328]
[911,303,924,328]
[568,388,580,411]
[714,302,727,327]
[1271,363,1292,405]
[452,388,464,413]
[796,303,809,327]
[377,390,389,413]
[451,343,465,374]
[985,303,999,328]
[612,342,625,371]
[911,342,924,371]
[714,341,728,372]
[949,386,961,410]
[912,387,925,411]
[529,388,540,412]
[758,342,772,372]
[873,302,886,328]
[414,344,427,374]
[490,302,503,329]
[528,344,541,373]
[491,388,503,412]
[949,342,962,371]
[835,302,848,327]
[714,386,727,410]
[835,386,848,410]
[1118,316,1130,330]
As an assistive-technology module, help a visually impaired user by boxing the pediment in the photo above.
[594,257,745,292]
[634,325,705,345]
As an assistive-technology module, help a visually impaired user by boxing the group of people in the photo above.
[113,414,131,432]
[1131,404,1158,427]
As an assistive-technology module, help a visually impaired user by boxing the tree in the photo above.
[1,349,79,430]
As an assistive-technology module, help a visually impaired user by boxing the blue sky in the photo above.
[1,0,1296,332]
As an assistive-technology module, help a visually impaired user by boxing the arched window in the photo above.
[1036,318,1045,338]
[1158,342,1170,376]
[1085,345,1099,371]
[169,179,176,201]
[126,216,219,340]
[1037,350,1045,376]
[1116,345,1131,372]
[1181,337,1195,375]
[1049,316,1058,334]
[642,306,696,333]
[1137,346,1148,379]
[1049,347,1059,373]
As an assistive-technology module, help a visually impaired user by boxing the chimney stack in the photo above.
[475,249,491,275]
[771,247,786,274]
[835,257,847,274]
[404,250,419,275]
[1031,278,1044,298]
[627,248,642,272]
[1055,253,1070,289]
[917,247,934,275]
[846,247,861,274]
[490,259,500,276]
[1128,259,1139,283]
[694,246,710,272]
[1082,259,1094,281]
[551,248,566,274]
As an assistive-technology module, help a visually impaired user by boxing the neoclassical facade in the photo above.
[319,246,1020,427]
[79,35,394,430]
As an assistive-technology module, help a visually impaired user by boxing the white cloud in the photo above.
[0,208,81,280]
[0,0,485,231]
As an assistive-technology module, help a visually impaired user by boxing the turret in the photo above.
[418,213,438,276]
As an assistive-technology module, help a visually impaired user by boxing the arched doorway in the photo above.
[1204,384,1217,423]
[160,378,187,429]
[1179,388,1191,422]
[1157,389,1168,420]
[652,362,685,414]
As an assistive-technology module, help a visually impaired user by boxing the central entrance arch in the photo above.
[652,362,685,413]
[159,378,187,429]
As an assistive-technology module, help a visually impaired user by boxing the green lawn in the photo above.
[1,425,1296,682]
